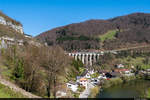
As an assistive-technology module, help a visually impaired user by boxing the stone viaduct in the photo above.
[67,52,103,66]
[67,51,117,66]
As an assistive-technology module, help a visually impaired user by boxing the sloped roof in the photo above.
[80,78,88,81]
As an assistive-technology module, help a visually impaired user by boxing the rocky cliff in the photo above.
[0,11,23,34]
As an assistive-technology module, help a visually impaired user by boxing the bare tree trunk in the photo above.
[47,81,51,97]
[30,70,35,92]
[53,76,57,98]
[47,72,52,97]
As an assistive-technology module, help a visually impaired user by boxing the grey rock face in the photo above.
[0,16,24,34]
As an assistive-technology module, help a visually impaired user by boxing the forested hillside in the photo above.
[36,13,150,51]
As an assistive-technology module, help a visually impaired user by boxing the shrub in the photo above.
[90,72,99,78]
[89,86,100,98]
[102,78,123,88]
[73,93,80,98]
[77,86,85,92]
[147,88,150,98]
[121,75,136,82]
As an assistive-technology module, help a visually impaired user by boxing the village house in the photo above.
[114,68,133,75]
[98,74,107,79]
[88,69,96,75]
[124,70,130,74]
[80,69,98,79]
[24,34,32,38]
[98,74,103,79]
[85,73,91,79]
[90,78,100,85]
[79,77,88,88]
[146,69,150,72]
[115,64,124,68]
[131,65,135,69]
[76,76,82,83]
[80,70,91,79]
[66,82,78,92]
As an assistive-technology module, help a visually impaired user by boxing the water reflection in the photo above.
[97,80,150,98]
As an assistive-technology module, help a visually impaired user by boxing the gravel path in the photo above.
[79,81,94,98]
[0,75,41,98]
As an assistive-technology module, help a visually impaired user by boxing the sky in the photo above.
[0,0,150,36]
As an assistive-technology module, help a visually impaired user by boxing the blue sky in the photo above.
[0,0,150,36]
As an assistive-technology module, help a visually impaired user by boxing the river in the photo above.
[97,79,150,98]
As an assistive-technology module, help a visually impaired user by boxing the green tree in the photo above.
[72,59,83,72]
[143,57,150,65]
[12,58,24,80]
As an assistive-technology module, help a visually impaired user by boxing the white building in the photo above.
[79,78,88,88]
[124,70,130,74]
[117,64,124,68]
[66,82,78,92]
[131,65,135,69]
[76,76,81,83]
[91,78,100,85]
[146,69,150,72]
[84,73,91,79]
[88,69,96,75]
[81,69,96,79]
[24,34,32,38]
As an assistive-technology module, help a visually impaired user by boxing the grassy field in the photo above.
[118,56,150,70]
[0,65,25,98]
[119,57,144,67]
[0,83,25,98]
[99,30,118,42]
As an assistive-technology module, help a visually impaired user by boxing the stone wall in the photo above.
[0,16,24,34]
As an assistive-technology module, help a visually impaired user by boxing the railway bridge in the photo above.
[67,51,117,66]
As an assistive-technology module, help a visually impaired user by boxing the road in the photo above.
[79,81,94,98]
[112,44,150,52]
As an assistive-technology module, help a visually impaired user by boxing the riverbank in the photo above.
[97,79,150,98]
[90,75,137,98]
[88,86,100,98]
